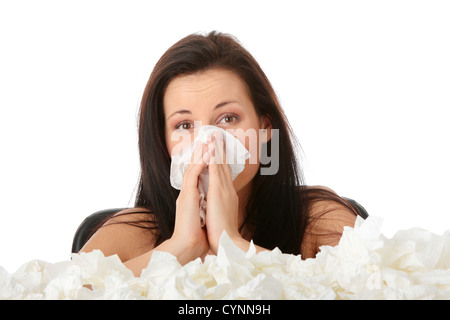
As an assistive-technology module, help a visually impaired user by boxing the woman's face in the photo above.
[164,68,271,194]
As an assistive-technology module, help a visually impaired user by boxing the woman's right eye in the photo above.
[175,122,193,130]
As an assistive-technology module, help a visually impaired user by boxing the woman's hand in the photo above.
[204,132,242,254]
[170,140,210,262]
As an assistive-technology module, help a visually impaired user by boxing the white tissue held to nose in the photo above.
[169,125,251,191]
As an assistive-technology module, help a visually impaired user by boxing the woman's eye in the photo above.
[218,114,238,124]
[175,122,193,130]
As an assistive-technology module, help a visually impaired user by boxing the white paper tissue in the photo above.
[169,125,251,226]
[2,216,450,300]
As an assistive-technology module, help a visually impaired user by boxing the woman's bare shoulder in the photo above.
[301,185,357,258]
[79,207,157,263]
[306,184,356,216]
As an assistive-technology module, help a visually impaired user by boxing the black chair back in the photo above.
[72,198,368,253]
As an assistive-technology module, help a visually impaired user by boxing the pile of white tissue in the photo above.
[1,216,450,300]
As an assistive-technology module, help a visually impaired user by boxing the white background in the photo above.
[1,0,449,273]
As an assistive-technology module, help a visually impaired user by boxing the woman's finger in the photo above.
[213,132,225,164]
[182,141,207,190]
[208,136,233,191]
[213,132,233,185]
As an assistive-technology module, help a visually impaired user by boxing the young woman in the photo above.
[80,31,359,277]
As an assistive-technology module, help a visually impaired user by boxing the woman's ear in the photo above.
[259,115,273,143]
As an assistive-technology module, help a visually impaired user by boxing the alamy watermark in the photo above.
[170,121,279,175]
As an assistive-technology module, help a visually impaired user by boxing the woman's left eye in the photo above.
[218,113,239,125]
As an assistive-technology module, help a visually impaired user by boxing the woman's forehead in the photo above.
[163,69,251,114]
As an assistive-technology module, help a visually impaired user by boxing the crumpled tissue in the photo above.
[169,125,251,226]
[2,216,450,300]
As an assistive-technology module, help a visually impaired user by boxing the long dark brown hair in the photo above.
[118,31,356,255]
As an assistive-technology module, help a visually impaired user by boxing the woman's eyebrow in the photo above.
[214,100,238,109]
[166,100,239,120]
[166,109,191,121]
